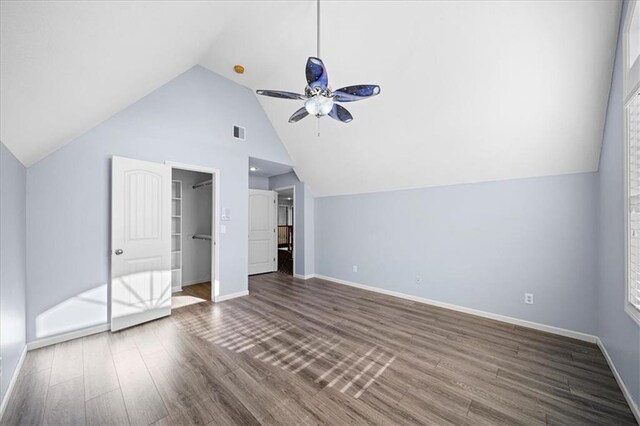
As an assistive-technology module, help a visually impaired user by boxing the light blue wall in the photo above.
[0,142,27,406]
[315,173,599,334]
[597,0,640,409]
[249,175,270,190]
[25,65,291,342]
[270,171,306,275]
[304,183,315,276]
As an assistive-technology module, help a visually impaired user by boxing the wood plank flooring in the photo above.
[2,273,637,425]
[175,282,212,301]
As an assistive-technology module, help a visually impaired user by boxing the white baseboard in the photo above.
[214,290,249,303]
[314,274,598,343]
[172,279,211,293]
[26,323,111,351]
[0,345,27,421]
[294,273,316,280]
[596,337,640,423]
[182,279,211,287]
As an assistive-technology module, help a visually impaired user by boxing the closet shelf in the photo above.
[171,179,183,292]
[192,234,212,241]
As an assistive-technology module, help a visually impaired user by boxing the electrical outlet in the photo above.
[415,276,422,285]
[352,265,358,273]
[525,293,534,304]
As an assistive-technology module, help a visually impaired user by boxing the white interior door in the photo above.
[249,189,277,275]
[111,156,171,331]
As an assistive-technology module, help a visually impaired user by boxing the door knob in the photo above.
[114,249,124,255]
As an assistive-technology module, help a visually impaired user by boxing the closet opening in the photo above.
[169,164,219,309]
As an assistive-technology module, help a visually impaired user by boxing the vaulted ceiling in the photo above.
[1,1,621,196]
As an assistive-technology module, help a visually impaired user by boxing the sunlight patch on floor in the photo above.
[172,295,207,309]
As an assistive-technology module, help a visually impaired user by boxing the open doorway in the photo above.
[169,164,219,309]
[275,187,295,275]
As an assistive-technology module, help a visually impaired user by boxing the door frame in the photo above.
[248,189,278,275]
[274,185,296,276]
[165,161,220,302]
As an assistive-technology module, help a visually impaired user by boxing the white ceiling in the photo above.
[0,1,221,166]
[1,1,621,197]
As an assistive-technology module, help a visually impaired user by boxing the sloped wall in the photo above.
[25,65,291,342]
[0,142,27,407]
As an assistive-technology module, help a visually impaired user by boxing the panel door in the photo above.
[111,156,171,331]
[249,189,277,275]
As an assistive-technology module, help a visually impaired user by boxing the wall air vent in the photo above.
[233,125,246,141]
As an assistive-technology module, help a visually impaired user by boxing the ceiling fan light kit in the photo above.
[256,0,380,125]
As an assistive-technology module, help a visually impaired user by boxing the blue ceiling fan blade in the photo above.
[256,90,306,100]
[306,57,328,92]
[328,104,353,123]
[332,85,381,102]
[289,107,309,123]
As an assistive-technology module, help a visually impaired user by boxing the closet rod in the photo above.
[192,179,212,189]
[192,234,212,241]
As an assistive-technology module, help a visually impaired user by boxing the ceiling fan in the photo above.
[256,0,380,124]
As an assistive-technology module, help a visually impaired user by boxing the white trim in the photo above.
[623,0,640,328]
[172,280,210,294]
[0,345,27,421]
[274,185,296,276]
[624,87,640,327]
[597,337,640,424]
[181,279,212,288]
[213,290,249,303]
[623,0,639,103]
[166,161,220,303]
[294,273,316,280]
[314,275,597,343]
[26,324,110,351]
[625,302,640,326]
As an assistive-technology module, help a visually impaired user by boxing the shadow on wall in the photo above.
[35,271,172,339]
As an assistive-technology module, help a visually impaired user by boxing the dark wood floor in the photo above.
[2,273,637,425]
[278,249,293,275]
[175,282,212,301]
